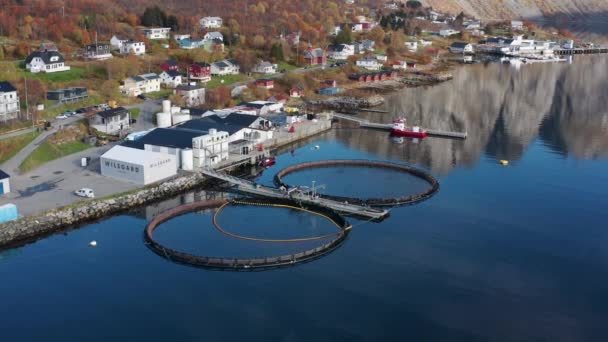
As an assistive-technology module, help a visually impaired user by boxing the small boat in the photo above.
[391,119,427,138]
[259,157,276,167]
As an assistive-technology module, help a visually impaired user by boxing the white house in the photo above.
[122,73,161,97]
[120,41,146,55]
[210,59,240,75]
[203,31,223,42]
[252,61,278,74]
[391,60,407,70]
[511,20,524,31]
[89,107,130,135]
[200,16,223,29]
[375,54,388,62]
[175,84,205,107]
[419,39,433,47]
[173,34,191,41]
[159,70,183,88]
[449,42,474,54]
[356,57,382,71]
[0,81,20,122]
[439,29,460,37]
[142,27,171,40]
[405,41,418,51]
[110,35,129,49]
[24,51,70,73]
[0,169,10,196]
[327,44,355,60]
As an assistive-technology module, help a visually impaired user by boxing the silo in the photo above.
[156,112,172,128]
[162,100,171,113]
[181,148,194,171]
[172,113,191,124]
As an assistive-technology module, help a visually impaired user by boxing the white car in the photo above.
[74,188,95,198]
[56,114,68,119]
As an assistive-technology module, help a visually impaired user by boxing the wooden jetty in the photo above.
[554,47,608,55]
[333,113,468,139]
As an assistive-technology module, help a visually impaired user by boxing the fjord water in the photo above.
[1,56,608,341]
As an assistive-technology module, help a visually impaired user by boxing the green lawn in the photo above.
[0,132,40,165]
[18,67,85,83]
[129,108,141,119]
[206,74,250,89]
[278,62,298,71]
[0,120,35,134]
[146,89,173,100]
[19,140,92,173]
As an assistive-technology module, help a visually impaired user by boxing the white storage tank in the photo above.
[172,113,191,125]
[156,112,172,128]
[181,148,194,171]
[171,106,181,114]
[180,109,190,115]
[162,100,171,113]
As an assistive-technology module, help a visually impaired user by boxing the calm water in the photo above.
[2,56,608,341]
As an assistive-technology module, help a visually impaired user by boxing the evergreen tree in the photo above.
[334,26,352,45]
[270,43,284,61]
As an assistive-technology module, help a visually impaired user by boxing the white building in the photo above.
[120,41,146,55]
[143,27,171,40]
[24,50,70,73]
[0,81,20,122]
[405,41,418,51]
[192,128,229,167]
[173,34,191,41]
[101,145,177,185]
[175,84,205,107]
[110,35,129,49]
[356,57,382,71]
[200,16,223,29]
[511,20,524,31]
[0,169,10,196]
[89,107,130,135]
[203,31,223,42]
[439,29,460,37]
[159,70,183,88]
[122,73,161,97]
[210,59,240,75]
[252,61,278,74]
[449,42,474,54]
[327,44,355,60]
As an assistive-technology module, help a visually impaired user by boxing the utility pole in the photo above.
[24,76,30,122]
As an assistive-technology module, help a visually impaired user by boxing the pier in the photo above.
[554,47,608,55]
[333,113,468,139]
[200,168,389,221]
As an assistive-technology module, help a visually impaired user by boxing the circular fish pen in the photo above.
[274,160,439,207]
[144,198,351,271]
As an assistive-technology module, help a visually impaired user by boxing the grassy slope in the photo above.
[19,140,91,173]
[0,132,41,165]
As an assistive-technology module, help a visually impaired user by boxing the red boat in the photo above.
[391,119,427,138]
[259,157,276,167]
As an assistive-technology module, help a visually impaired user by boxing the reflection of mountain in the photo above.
[334,56,608,174]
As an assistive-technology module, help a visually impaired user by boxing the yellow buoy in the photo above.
[499,160,509,166]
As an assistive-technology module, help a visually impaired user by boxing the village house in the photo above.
[449,42,474,54]
[511,20,524,31]
[47,87,88,103]
[303,48,327,65]
[252,61,278,74]
[200,16,223,29]
[178,38,205,49]
[89,107,130,135]
[405,41,418,51]
[110,35,129,49]
[356,57,382,71]
[327,44,355,60]
[203,38,225,53]
[25,50,70,73]
[159,70,183,88]
[284,32,300,46]
[122,73,161,97]
[390,60,407,70]
[289,87,304,98]
[188,62,212,82]
[419,39,433,47]
[348,71,397,83]
[439,29,460,37]
[255,79,274,89]
[0,81,20,122]
[84,43,112,59]
[204,31,223,42]
[210,59,240,76]
[173,34,191,41]
[318,87,342,96]
[175,84,205,107]
[120,41,146,55]
[160,60,179,72]
[142,27,171,39]
[376,54,388,62]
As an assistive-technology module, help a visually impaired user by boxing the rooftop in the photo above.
[122,128,205,150]
[0,169,9,180]
[0,81,17,93]
[97,107,128,119]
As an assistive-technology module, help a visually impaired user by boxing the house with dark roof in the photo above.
[449,42,474,54]
[25,50,70,73]
[0,169,10,196]
[175,84,205,106]
[252,61,278,74]
[188,62,211,82]
[303,48,327,65]
[327,44,355,60]
[110,35,129,49]
[47,87,88,103]
[89,107,130,135]
[84,43,112,59]
[210,59,240,75]
[159,70,183,88]
[122,73,161,97]
[0,81,20,122]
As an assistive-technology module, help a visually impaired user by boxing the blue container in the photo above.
[0,203,18,223]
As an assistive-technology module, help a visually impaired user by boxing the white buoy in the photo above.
[89,240,97,247]
[314,145,320,150]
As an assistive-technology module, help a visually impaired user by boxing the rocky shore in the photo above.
[0,172,207,249]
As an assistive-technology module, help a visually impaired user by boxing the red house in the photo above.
[290,87,304,98]
[160,60,179,72]
[188,62,211,82]
[303,48,327,66]
[255,79,274,89]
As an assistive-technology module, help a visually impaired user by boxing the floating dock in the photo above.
[333,113,467,139]
[554,47,608,55]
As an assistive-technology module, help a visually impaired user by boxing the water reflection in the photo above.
[336,56,608,174]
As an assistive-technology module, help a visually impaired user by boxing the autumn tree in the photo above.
[368,26,385,45]
[334,26,352,45]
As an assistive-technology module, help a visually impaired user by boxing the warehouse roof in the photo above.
[101,145,175,165]
[122,128,205,150]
